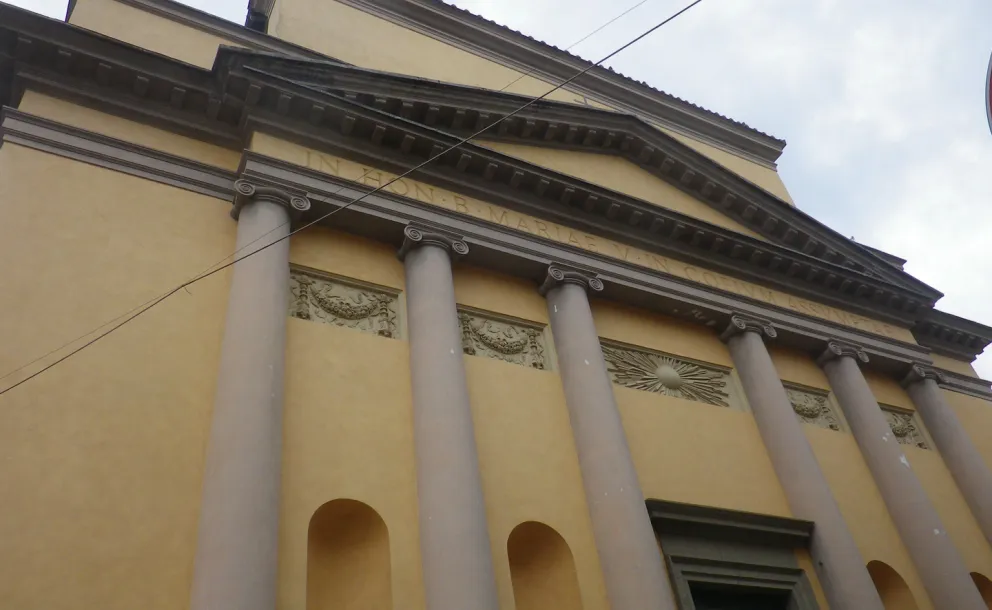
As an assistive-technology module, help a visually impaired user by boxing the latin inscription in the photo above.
[258,136,909,341]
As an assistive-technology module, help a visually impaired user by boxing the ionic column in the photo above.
[721,317,884,610]
[398,225,500,610]
[540,265,676,610]
[819,342,986,610]
[903,364,992,545]
[190,180,310,610]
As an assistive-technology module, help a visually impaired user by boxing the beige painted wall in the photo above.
[69,0,243,69]
[480,140,766,239]
[18,91,241,170]
[0,145,235,610]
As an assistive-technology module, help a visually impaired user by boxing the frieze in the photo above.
[457,308,547,369]
[880,405,930,450]
[258,137,912,342]
[601,341,731,407]
[289,267,399,338]
[783,385,842,431]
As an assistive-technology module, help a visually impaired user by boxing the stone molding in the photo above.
[816,340,870,367]
[0,107,941,371]
[538,264,604,296]
[231,178,311,220]
[289,266,400,338]
[783,384,843,431]
[601,341,733,408]
[879,405,930,450]
[719,313,777,342]
[457,307,547,369]
[396,224,469,260]
[901,364,946,388]
[933,368,992,401]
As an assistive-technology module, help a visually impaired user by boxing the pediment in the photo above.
[0,8,944,324]
[218,51,938,298]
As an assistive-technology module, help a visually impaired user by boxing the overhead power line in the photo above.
[0,0,704,398]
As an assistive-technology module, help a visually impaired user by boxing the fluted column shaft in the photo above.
[190,181,309,610]
[904,366,992,545]
[540,265,676,610]
[722,318,883,610]
[820,343,985,610]
[399,225,500,610]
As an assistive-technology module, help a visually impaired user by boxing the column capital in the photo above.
[538,264,604,296]
[719,314,777,343]
[231,178,311,221]
[397,224,469,261]
[817,340,870,367]
[901,364,947,388]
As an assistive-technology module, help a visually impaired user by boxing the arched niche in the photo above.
[307,499,392,610]
[867,560,919,610]
[507,521,583,610]
[972,573,992,609]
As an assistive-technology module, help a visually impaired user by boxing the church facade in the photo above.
[2,1,992,609]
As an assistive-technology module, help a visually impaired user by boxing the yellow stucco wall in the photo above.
[945,390,992,473]
[479,140,766,239]
[18,91,241,170]
[69,0,243,69]
[930,353,980,378]
[0,144,235,610]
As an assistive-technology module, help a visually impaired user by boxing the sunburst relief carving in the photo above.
[601,343,729,407]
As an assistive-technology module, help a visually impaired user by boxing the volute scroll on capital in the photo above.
[901,363,947,388]
[396,223,470,261]
[231,178,311,221]
[816,340,870,367]
[538,264,605,296]
[719,314,777,343]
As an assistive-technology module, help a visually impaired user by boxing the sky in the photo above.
[9,0,992,376]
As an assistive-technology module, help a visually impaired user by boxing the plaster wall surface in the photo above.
[69,0,244,68]
[0,144,234,610]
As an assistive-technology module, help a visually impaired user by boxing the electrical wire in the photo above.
[0,0,704,397]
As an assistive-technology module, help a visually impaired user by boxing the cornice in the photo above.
[646,499,813,549]
[933,368,992,401]
[214,51,940,303]
[912,309,992,361]
[330,0,786,167]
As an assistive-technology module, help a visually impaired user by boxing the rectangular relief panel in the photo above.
[880,404,931,450]
[783,384,844,432]
[600,340,743,409]
[289,265,400,338]
[457,306,549,370]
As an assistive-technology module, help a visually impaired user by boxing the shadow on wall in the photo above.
[307,499,392,610]
[973,572,992,609]
[867,561,919,610]
[507,521,583,610]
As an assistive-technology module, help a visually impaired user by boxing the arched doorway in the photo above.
[307,499,391,610]
[867,561,919,610]
[507,521,583,610]
[972,573,992,609]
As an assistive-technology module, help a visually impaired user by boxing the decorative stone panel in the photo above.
[601,342,731,407]
[784,384,842,431]
[880,405,930,449]
[457,308,547,369]
[289,267,399,338]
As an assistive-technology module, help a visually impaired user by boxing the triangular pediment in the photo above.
[219,51,938,300]
[476,140,767,240]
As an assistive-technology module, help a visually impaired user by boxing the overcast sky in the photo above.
[10,0,992,376]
